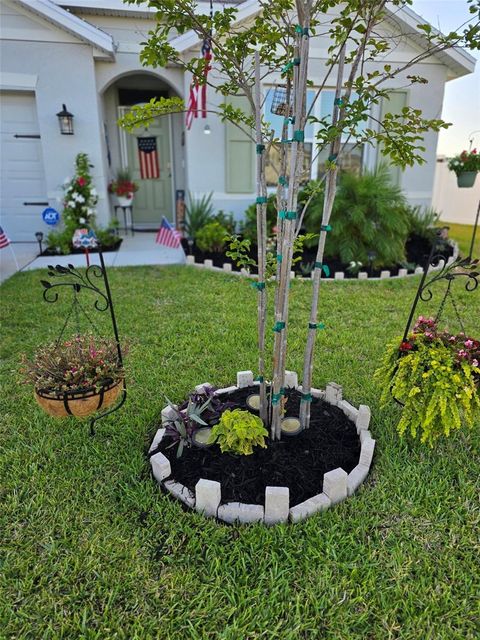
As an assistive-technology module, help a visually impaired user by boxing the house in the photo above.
[0,0,476,241]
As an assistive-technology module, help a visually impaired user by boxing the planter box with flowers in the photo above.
[448,149,480,188]
[108,169,139,207]
[21,335,125,418]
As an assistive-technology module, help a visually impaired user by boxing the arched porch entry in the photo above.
[102,72,185,228]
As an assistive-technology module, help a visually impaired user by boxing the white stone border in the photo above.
[185,241,458,283]
[149,371,375,525]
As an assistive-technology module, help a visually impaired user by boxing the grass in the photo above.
[440,222,480,259]
[1,265,479,639]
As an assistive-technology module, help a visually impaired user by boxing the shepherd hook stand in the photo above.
[40,251,127,435]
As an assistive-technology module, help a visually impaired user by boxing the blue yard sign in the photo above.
[42,207,60,225]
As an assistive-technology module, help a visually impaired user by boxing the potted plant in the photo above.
[375,316,480,446]
[108,169,139,207]
[448,149,480,188]
[21,335,125,418]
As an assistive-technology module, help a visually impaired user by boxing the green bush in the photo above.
[241,194,278,242]
[196,221,229,253]
[304,165,411,267]
[405,205,439,240]
[213,210,236,234]
[183,192,214,239]
[208,409,268,455]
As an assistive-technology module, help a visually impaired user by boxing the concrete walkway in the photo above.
[0,233,185,283]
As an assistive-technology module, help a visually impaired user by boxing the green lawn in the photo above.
[1,266,479,639]
[441,222,480,259]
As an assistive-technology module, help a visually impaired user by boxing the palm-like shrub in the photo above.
[183,192,215,239]
[305,165,411,267]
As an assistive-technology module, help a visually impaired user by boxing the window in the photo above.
[263,87,366,187]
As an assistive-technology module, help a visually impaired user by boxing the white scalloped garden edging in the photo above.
[149,370,375,525]
[185,241,458,282]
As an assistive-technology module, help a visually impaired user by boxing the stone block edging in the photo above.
[184,240,458,284]
[150,371,375,524]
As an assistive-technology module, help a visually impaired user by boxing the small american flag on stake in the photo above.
[156,217,182,249]
[137,137,160,180]
[0,226,11,249]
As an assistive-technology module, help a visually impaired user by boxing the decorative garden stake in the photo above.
[33,252,126,435]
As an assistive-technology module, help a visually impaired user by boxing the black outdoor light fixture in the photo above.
[35,231,44,255]
[57,104,74,135]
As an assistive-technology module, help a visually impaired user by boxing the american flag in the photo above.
[186,38,212,130]
[137,137,160,179]
[0,226,11,249]
[155,217,182,248]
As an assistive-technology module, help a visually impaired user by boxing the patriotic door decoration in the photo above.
[155,217,182,249]
[186,37,212,130]
[0,225,11,249]
[137,137,160,180]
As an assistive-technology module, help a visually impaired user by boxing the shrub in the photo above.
[241,194,278,242]
[196,221,229,253]
[304,165,411,267]
[405,205,439,241]
[213,210,236,234]
[183,192,214,239]
[208,408,268,455]
[375,317,480,446]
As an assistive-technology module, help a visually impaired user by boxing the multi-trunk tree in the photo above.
[123,0,480,437]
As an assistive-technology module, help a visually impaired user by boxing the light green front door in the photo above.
[124,115,173,225]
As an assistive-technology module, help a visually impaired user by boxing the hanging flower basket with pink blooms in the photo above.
[447,149,480,188]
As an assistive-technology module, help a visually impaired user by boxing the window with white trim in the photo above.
[263,87,366,187]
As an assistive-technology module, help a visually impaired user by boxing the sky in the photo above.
[411,0,480,156]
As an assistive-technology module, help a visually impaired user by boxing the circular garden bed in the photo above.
[148,371,375,524]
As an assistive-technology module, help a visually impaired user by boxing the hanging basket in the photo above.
[270,85,293,117]
[35,379,123,418]
[456,171,477,188]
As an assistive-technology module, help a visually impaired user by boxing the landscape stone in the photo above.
[150,452,171,483]
[265,486,289,525]
[323,467,348,504]
[289,493,331,522]
[195,479,221,517]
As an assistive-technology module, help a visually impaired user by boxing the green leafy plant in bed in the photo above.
[208,409,268,455]
[375,316,480,446]
[196,221,229,253]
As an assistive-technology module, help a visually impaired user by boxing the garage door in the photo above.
[0,92,48,241]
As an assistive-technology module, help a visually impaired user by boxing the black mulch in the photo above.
[153,385,361,506]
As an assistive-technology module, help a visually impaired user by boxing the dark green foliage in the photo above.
[304,165,411,267]
[241,194,278,242]
[213,210,236,235]
[196,222,229,253]
[183,192,215,239]
[405,205,439,241]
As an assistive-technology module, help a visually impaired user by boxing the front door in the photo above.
[120,108,173,226]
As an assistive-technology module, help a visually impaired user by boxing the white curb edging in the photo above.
[151,372,375,524]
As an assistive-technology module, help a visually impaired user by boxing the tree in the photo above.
[121,0,480,436]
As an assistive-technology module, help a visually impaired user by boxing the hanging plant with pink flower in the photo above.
[448,149,480,188]
[375,316,480,446]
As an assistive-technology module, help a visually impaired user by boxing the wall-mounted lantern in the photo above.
[56,104,74,135]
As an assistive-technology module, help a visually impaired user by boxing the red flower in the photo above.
[472,148,477,155]
[77,177,87,187]
[399,341,413,352]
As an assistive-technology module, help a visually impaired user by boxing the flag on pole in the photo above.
[155,217,182,249]
[0,226,11,249]
[186,38,212,130]
[137,137,160,179]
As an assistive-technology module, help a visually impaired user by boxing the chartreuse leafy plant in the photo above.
[208,409,268,455]
[196,221,229,253]
[375,317,480,446]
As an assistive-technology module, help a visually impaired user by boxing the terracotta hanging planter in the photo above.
[35,379,123,418]
[456,171,477,188]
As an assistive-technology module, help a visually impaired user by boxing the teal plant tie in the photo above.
[293,57,301,66]
[278,210,287,219]
[281,138,291,144]
[302,27,309,36]
[301,392,312,402]
[256,196,268,204]
[321,224,332,232]
[295,24,303,33]
[282,61,294,73]
[293,130,304,142]
[256,375,264,382]
[273,321,286,332]
[251,281,265,291]
[285,211,297,220]
[308,322,325,330]
[256,144,265,154]
[314,262,330,277]
[278,175,288,186]
[276,254,283,263]
[328,154,338,163]
[271,392,281,405]
[334,97,344,106]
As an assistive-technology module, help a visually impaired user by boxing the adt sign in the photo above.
[42,207,60,226]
